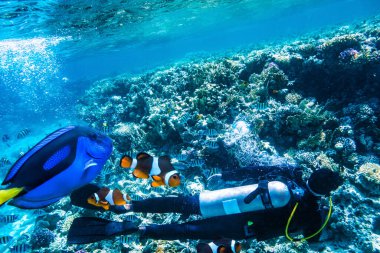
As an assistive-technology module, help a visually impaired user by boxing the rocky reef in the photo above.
[29,16,380,252]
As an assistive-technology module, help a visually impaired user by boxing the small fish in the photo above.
[0,214,18,223]
[151,186,165,194]
[119,235,128,244]
[17,129,31,139]
[201,129,218,137]
[32,209,47,217]
[196,239,241,253]
[10,243,30,253]
[140,187,150,195]
[254,102,268,111]
[0,235,12,244]
[205,140,219,150]
[0,157,11,167]
[87,187,131,210]
[120,235,138,245]
[102,165,113,175]
[125,215,138,222]
[98,173,107,184]
[173,153,188,162]
[18,233,30,242]
[179,113,191,125]
[2,134,10,142]
[120,152,180,188]
[102,121,110,134]
[188,159,205,168]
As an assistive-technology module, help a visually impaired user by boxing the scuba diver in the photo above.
[67,164,342,251]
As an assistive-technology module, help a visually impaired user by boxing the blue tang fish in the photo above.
[0,126,113,209]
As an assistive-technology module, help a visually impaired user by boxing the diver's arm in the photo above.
[129,195,200,215]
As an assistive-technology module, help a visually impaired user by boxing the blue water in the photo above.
[0,1,378,163]
[62,0,380,80]
[0,0,379,125]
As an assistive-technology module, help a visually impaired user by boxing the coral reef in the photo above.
[356,162,380,196]
[30,227,55,248]
[40,16,380,253]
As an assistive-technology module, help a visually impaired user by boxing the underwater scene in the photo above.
[1,0,380,252]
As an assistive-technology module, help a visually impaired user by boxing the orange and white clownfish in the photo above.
[196,239,241,253]
[87,187,130,210]
[120,152,180,187]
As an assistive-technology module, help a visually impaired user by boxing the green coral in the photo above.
[248,63,289,101]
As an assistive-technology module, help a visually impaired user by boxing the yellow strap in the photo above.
[285,196,333,241]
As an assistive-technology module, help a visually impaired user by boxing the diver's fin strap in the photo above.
[244,180,273,209]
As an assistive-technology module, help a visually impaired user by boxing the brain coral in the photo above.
[356,162,380,195]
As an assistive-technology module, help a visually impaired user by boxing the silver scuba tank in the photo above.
[199,181,291,218]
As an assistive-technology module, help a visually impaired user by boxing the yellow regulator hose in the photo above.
[285,196,333,242]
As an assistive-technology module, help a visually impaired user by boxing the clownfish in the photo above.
[120,152,180,187]
[87,187,130,210]
[196,239,241,253]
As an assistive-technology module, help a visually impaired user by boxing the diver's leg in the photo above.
[129,195,200,215]
[140,213,249,240]
[70,184,200,215]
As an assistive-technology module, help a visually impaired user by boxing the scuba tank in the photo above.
[199,181,291,218]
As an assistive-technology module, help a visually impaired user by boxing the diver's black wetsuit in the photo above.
[71,183,324,242]
[70,166,341,244]
[130,191,323,241]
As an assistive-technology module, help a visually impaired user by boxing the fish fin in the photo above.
[0,187,24,206]
[151,180,164,187]
[120,155,133,168]
[136,152,151,160]
[132,168,149,179]
[151,175,162,181]
[9,195,61,209]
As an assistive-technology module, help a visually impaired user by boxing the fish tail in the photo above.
[120,155,133,168]
[0,187,23,206]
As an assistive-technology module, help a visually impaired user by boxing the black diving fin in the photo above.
[67,217,139,244]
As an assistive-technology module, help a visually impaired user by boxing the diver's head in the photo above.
[307,169,343,196]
